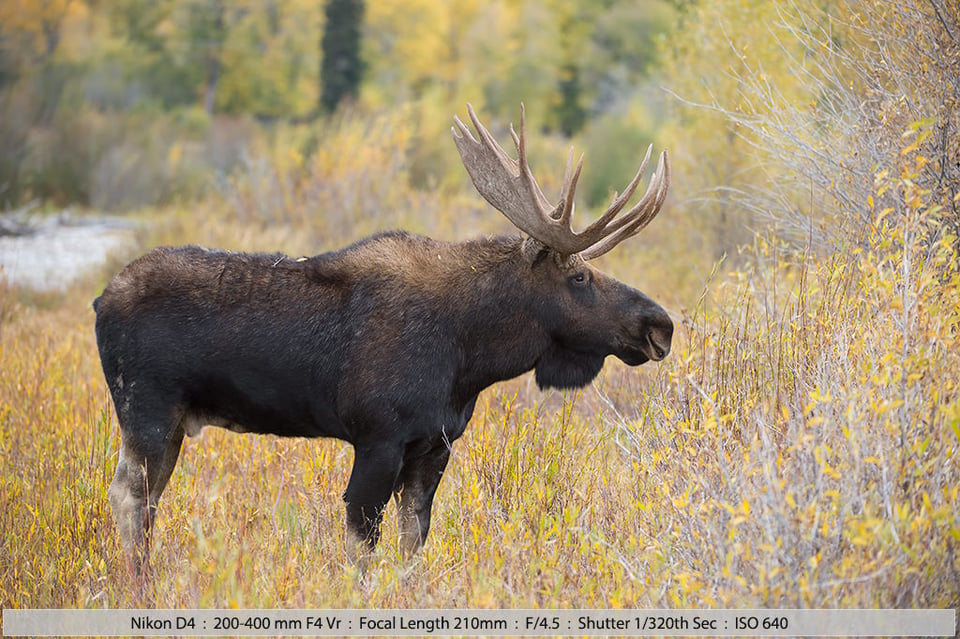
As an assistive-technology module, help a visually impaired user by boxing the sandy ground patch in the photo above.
[0,213,137,291]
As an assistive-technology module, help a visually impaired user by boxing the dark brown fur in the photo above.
[94,230,672,565]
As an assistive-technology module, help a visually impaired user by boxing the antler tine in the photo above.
[580,150,671,260]
[576,144,652,236]
[511,104,556,215]
[556,148,584,225]
[452,114,475,144]
[589,148,664,239]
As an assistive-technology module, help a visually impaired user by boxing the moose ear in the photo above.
[520,237,549,264]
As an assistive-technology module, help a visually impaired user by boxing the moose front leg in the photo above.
[342,445,403,562]
[395,442,451,558]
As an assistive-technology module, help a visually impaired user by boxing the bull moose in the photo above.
[94,105,673,567]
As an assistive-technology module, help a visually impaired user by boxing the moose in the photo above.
[94,105,673,567]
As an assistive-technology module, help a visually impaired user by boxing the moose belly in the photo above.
[180,366,346,440]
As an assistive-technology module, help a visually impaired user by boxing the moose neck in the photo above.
[444,235,554,400]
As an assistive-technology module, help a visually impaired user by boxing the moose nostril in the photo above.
[647,329,671,360]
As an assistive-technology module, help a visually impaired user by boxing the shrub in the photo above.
[665,0,959,252]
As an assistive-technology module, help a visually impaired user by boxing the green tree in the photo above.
[188,0,226,116]
[0,0,72,86]
[105,0,200,109]
[320,0,364,113]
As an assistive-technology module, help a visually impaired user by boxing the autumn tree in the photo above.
[0,0,72,87]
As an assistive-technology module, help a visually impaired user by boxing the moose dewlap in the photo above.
[94,104,673,568]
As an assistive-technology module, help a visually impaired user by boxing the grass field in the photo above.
[1,107,958,614]
[2,177,958,613]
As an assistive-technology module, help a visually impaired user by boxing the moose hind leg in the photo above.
[109,442,148,563]
[395,443,451,558]
[109,425,184,570]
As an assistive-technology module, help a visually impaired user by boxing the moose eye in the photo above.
[569,272,589,287]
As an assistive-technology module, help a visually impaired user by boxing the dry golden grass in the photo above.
[1,114,958,613]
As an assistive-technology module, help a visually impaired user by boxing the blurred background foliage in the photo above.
[2,0,956,267]
[0,0,675,212]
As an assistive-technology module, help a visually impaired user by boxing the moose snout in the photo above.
[618,292,674,364]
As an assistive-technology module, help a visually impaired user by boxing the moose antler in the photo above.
[452,103,670,260]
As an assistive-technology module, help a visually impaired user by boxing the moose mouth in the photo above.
[616,344,650,366]
[615,330,671,366]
